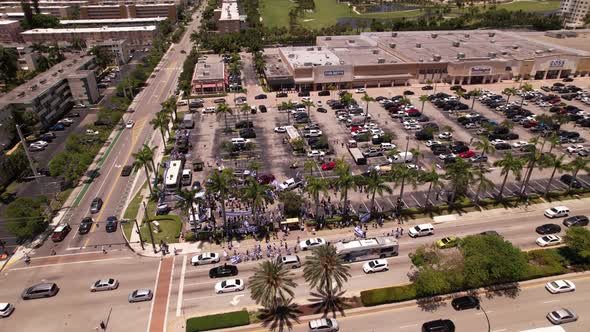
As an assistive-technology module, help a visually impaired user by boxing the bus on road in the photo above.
[349,147,366,165]
[334,236,398,263]
[164,160,183,192]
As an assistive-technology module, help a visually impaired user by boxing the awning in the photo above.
[281,218,300,225]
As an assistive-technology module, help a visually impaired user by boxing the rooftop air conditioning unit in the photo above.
[203,71,209,75]
[433,54,442,61]
[31,84,38,91]
[391,32,397,37]
[488,52,497,58]
[40,79,47,84]
[325,36,332,40]
[547,48,555,52]
[307,47,314,51]
[288,53,295,58]
[419,58,424,62]
[488,32,496,37]
[535,50,543,54]
[512,45,519,49]
[18,91,25,97]
[303,62,312,66]
[490,39,496,43]
[389,43,396,49]
[464,33,470,38]
[431,33,438,38]
[204,64,209,68]
[318,47,322,50]
[377,58,385,63]
[452,41,460,47]
[416,43,421,48]
[348,39,355,44]
[372,49,379,54]
[456,52,465,59]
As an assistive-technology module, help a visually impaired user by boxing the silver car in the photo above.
[90,278,119,292]
[128,288,153,303]
[21,283,59,300]
[547,308,578,324]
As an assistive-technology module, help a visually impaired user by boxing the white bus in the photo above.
[349,147,367,165]
[520,327,566,332]
[334,236,398,263]
[164,160,183,192]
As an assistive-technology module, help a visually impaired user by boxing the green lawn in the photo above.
[139,215,182,244]
[496,0,560,12]
[259,0,296,28]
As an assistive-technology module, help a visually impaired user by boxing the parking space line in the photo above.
[410,194,421,208]
[386,197,396,208]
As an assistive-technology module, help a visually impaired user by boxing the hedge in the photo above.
[361,284,417,307]
[186,310,250,332]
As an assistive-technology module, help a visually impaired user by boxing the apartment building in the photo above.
[0,19,21,42]
[0,55,99,144]
[0,4,73,18]
[79,3,176,21]
[88,38,130,64]
[60,17,166,28]
[559,0,590,28]
[21,25,157,46]
[214,0,242,33]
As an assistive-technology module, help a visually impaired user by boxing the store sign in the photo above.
[470,66,492,75]
[324,70,345,77]
[549,59,566,68]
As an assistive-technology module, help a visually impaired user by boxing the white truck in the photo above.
[388,152,413,164]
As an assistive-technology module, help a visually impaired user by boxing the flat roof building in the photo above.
[21,25,157,45]
[79,3,176,21]
[559,0,589,28]
[0,19,21,42]
[191,54,226,94]
[88,38,130,65]
[60,17,166,28]
[214,0,244,33]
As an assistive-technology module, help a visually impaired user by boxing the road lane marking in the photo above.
[176,255,187,317]
[11,256,132,270]
[491,329,507,332]
[543,300,560,304]
[164,255,175,332]
[146,257,162,332]
[184,292,243,301]
[399,324,418,329]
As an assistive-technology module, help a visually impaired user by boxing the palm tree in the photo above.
[419,95,429,114]
[420,166,444,208]
[249,259,297,306]
[309,286,349,318]
[540,154,567,196]
[547,133,561,154]
[176,188,200,224]
[468,88,481,111]
[302,99,315,117]
[392,164,419,210]
[494,152,525,199]
[334,161,357,220]
[258,297,302,332]
[280,100,295,124]
[303,244,351,291]
[304,177,329,220]
[473,137,495,161]
[216,103,233,131]
[519,83,533,108]
[502,87,517,106]
[303,158,316,176]
[242,177,273,225]
[364,170,393,213]
[454,89,465,100]
[361,93,375,120]
[161,96,178,121]
[150,111,170,148]
[473,167,494,204]
[139,144,157,174]
[205,169,235,237]
[565,157,590,192]
[519,139,543,196]
[240,103,250,122]
[132,148,154,195]
[443,157,474,203]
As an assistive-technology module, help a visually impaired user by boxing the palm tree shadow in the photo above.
[482,282,521,300]
[416,296,446,312]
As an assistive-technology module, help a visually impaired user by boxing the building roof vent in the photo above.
[377,58,385,63]
[203,71,209,76]
[372,49,379,54]
[488,32,496,37]
[512,45,519,49]
[318,47,322,50]
[31,84,38,91]
[431,33,438,38]
[18,91,25,97]
[389,43,396,49]
[419,58,424,62]
[433,54,442,61]
[456,52,465,59]
[535,49,543,54]
[348,39,355,44]
[547,48,555,52]
[307,47,314,51]
[501,50,509,55]
[303,62,312,66]
[391,32,397,37]
[339,60,345,64]
[490,39,496,43]
[40,79,47,84]
[416,43,421,48]
[204,64,209,68]
[325,36,332,40]
[488,52,497,58]
[452,41,460,47]
[464,33,470,38]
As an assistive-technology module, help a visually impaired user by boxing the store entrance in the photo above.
[546,70,560,79]
[470,76,484,84]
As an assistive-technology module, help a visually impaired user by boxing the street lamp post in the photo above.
[479,304,491,332]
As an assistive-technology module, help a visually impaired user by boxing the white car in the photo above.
[426,140,442,147]
[128,288,153,303]
[0,303,15,318]
[545,279,576,294]
[304,129,323,137]
[362,259,389,274]
[301,97,312,102]
[438,132,453,140]
[309,318,339,332]
[90,278,119,292]
[355,88,366,93]
[214,279,245,294]
[299,237,327,250]
[439,153,456,160]
[404,124,422,130]
[381,143,396,150]
[274,126,287,133]
[59,118,74,124]
[490,139,507,146]
[125,120,134,128]
[203,107,216,113]
[567,144,584,154]
[536,235,563,247]
[86,129,99,135]
[191,252,220,265]
[402,119,418,126]
[406,163,420,170]
[279,178,300,191]
[30,140,48,148]
[511,141,529,148]
[307,150,326,158]
[316,100,323,107]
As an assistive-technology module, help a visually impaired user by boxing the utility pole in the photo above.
[143,201,157,253]
[16,124,39,181]
[134,218,145,250]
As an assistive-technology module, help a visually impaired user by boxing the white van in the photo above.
[389,152,413,164]
[231,138,250,146]
[181,169,192,186]
[408,223,434,238]
[281,255,301,269]
[544,206,570,218]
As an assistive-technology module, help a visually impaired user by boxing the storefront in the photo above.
[446,60,509,85]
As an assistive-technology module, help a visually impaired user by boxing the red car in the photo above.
[257,173,275,185]
[321,161,336,170]
[350,126,362,133]
[459,150,475,158]
[405,108,420,115]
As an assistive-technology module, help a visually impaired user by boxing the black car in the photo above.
[560,174,582,188]
[535,223,562,235]
[191,181,201,191]
[298,90,310,97]
[209,264,239,278]
[105,216,118,233]
[121,165,133,177]
[422,319,455,332]
[495,143,512,150]
[451,296,480,311]
[318,90,330,96]
[317,107,327,113]
[563,77,574,82]
[40,133,56,142]
[213,98,226,104]
[563,215,589,227]
[421,85,434,90]
[403,90,415,95]
[235,120,253,129]
[415,130,433,141]
[240,128,256,138]
[276,92,288,98]
[254,94,267,100]
[68,112,81,117]
[78,217,93,235]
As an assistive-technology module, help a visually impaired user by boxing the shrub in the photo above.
[360,284,417,306]
[184,232,197,242]
[186,310,249,332]
[524,249,568,279]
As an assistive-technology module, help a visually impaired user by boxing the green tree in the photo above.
[565,157,590,192]
[539,153,567,196]
[468,88,481,111]
[258,297,302,332]
[150,111,170,148]
[303,158,316,176]
[340,92,353,106]
[242,177,273,225]
[176,188,200,225]
[414,267,451,297]
[420,166,444,208]
[302,99,315,117]
[216,103,233,131]
[473,167,494,204]
[205,169,235,237]
[334,161,357,220]
[494,152,525,199]
[473,137,495,160]
[161,96,178,121]
[392,164,419,211]
[132,147,155,195]
[304,176,328,220]
[20,1,34,28]
[564,227,590,264]
[32,0,40,14]
[90,46,111,69]
[444,157,473,203]
[361,93,375,121]
[278,191,304,218]
[249,259,297,306]
[5,196,48,241]
[364,170,392,213]
[0,46,18,87]
[519,83,533,108]
[303,244,351,291]
[309,286,349,318]
[502,87,517,106]
[418,95,429,114]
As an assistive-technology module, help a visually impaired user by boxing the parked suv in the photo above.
[51,223,71,242]
[409,223,434,238]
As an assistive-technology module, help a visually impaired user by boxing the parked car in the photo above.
[545,279,576,294]
[48,124,65,131]
[321,161,336,170]
[254,94,267,99]
[299,237,327,250]
[560,174,582,188]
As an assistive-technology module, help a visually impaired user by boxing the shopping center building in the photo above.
[264,30,590,91]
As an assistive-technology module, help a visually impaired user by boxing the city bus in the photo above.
[164,160,183,192]
[334,236,398,263]
[348,147,366,165]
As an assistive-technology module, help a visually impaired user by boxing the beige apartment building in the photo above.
[0,19,21,42]
[559,0,589,28]
[79,3,176,21]
[214,0,242,33]
[21,25,157,46]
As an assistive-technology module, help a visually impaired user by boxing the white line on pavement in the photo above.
[491,329,507,332]
[11,256,132,270]
[176,255,187,317]
[164,255,175,331]
[543,300,561,304]
[184,292,241,302]
[146,257,163,332]
[399,324,418,329]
